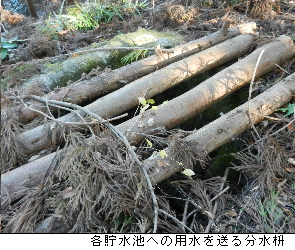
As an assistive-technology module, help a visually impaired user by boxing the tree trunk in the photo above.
[2,36,295,206]
[116,36,295,145]
[25,0,38,18]
[2,72,295,207]
[15,33,256,155]
[4,22,257,125]
[22,69,295,233]
[144,72,295,184]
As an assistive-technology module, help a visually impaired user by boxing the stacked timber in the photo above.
[2,22,295,232]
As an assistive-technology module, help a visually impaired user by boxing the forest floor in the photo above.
[1,0,295,233]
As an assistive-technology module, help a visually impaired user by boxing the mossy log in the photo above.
[2,36,295,206]
[21,28,183,90]
[15,33,256,155]
[3,22,256,125]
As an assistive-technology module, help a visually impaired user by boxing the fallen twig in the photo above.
[23,95,160,233]
[210,186,230,203]
[158,209,194,233]
[22,95,128,125]
[27,46,174,64]
[241,118,295,153]
[205,168,229,233]
[247,49,265,141]
[66,46,174,55]
[250,112,282,121]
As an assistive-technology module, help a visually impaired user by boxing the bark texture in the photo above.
[144,72,295,184]
[116,36,295,145]
[16,33,256,155]
[5,22,256,125]
[2,36,294,206]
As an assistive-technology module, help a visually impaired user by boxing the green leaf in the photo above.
[1,48,8,60]
[278,103,295,116]
[147,99,155,104]
[182,169,195,177]
[1,42,18,49]
[138,97,147,107]
[146,139,153,148]
[159,150,168,159]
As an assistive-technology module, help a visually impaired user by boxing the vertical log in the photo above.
[25,0,38,18]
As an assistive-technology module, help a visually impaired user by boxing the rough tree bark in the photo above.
[115,36,295,144]
[15,33,256,155]
[2,36,294,206]
[30,71,295,233]
[144,72,295,184]
[5,22,256,125]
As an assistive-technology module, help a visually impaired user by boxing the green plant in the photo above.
[258,190,287,233]
[1,37,18,60]
[36,23,61,40]
[47,0,148,33]
[277,103,294,116]
[121,49,148,65]
[115,215,136,232]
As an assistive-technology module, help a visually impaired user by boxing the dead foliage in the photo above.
[1,0,295,234]
[166,4,200,26]
[26,37,58,59]
[249,0,279,19]
[0,6,24,25]
[1,106,28,172]
[2,126,213,233]
[168,177,229,232]
[2,128,152,232]
[230,120,295,233]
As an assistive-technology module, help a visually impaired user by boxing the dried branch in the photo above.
[28,46,174,64]
[21,94,128,125]
[64,46,174,55]
[210,186,230,203]
[22,94,160,233]
[247,49,265,141]
[158,209,194,233]
[205,168,229,233]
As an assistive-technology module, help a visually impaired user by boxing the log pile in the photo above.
[2,22,295,232]
[2,22,256,125]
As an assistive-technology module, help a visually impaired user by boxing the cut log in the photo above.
[2,36,295,206]
[144,72,295,184]
[116,35,295,145]
[1,28,183,124]
[15,33,256,155]
[34,72,295,233]
[2,72,295,207]
[3,22,257,125]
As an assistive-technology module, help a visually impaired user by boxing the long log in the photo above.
[16,33,256,155]
[34,72,295,233]
[116,35,295,145]
[144,73,295,184]
[4,22,257,125]
[2,36,294,206]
